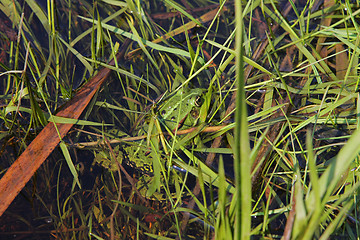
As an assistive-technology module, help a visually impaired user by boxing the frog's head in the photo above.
[158,88,204,128]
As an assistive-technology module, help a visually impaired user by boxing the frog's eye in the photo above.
[195,96,202,107]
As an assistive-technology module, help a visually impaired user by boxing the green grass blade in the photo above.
[234,1,251,239]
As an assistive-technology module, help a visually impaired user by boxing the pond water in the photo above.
[0,0,357,239]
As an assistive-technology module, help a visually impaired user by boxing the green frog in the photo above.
[94,87,203,175]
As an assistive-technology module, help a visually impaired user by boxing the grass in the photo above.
[1,0,360,239]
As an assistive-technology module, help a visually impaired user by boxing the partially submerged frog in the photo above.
[93,87,203,199]
[94,87,204,175]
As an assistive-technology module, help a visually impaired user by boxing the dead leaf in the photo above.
[335,44,348,79]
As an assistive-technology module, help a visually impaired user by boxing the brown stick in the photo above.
[73,124,230,147]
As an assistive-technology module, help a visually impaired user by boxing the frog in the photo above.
[93,87,203,198]
[131,88,203,173]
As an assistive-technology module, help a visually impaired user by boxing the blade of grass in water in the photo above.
[233,1,251,239]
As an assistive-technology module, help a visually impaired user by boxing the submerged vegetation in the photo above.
[1,0,360,239]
